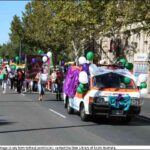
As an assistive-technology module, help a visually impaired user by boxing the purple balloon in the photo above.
[61,60,65,66]
[11,58,15,62]
[82,63,89,74]
[32,58,36,64]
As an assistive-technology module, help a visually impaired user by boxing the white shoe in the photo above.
[3,91,6,94]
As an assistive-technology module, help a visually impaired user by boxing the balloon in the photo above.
[15,56,20,62]
[47,51,52,58]
[140,88,148,95]
[138,74,147,83]
[42,56,48,62]
[125,62,133,70]
[31,58,36,64]
[99,59,106,64]
[82,63,89,73]
[78,56,87,65]
[79,71,88,84]
[38,49,43,55]
[11,65,16,70]
[119,58,127,66]
[123,77,131,84]
[86,51,94,61]
[79,83,84,90]
[89,64,99,75]
[61,60,65,66]
[7,67,11,72]
[77,87,84,94]
[86,60,90,64]
[140,82,147,89]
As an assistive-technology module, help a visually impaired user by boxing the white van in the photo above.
[64,66,143,122]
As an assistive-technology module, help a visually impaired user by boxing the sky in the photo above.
[0,0,29,45]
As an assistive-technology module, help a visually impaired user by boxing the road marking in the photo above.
[49,109,66,118]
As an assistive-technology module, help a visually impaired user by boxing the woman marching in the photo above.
[36,68,48,101]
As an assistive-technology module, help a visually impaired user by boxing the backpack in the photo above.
[40,73,48,85]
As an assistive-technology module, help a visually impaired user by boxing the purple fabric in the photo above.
[63,66,80,97]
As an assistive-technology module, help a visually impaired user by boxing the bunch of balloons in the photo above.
[137,74,148,95]
[42,51,52,65]
[77,51,94,94]
[119,58,134,71]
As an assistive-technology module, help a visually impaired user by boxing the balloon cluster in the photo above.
[119,58,133,71]
[76,51,94,94]
[37,49,52,64]
[137,74,148,95]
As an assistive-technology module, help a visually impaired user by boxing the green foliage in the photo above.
[0,0,149,62]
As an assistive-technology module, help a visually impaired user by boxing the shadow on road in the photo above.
[0,119,15,126]
[0,115,150,134]
[91,115,150,126]
[0,124,97,134]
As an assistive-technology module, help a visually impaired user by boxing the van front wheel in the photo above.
[67,100,74,114]
[80,104,88,121]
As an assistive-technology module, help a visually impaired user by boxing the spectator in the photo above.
[1,67,8,94]
[16,69,23,93]
[50,68,57,92]
[55,68,63,100]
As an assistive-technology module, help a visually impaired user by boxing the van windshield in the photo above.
[93,73,136,89]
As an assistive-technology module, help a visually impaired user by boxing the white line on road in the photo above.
[49,108,66,118]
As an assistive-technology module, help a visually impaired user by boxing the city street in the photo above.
[0,88,150,145]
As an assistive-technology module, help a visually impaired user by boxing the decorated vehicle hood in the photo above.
[91,67,136,81]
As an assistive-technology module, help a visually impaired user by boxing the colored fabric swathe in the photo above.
[63,66,81,97]
[108,94,131,111]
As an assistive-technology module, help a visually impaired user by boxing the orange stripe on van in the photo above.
[75,93,85,98]
[91,87,139,92]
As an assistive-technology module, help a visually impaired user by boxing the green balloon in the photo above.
[79,83,84,90]
[77,87,84,94]
[86,51,94,61]
[123,77,131,84]
[125,62,133,70]
[11,65,16,70]
[140,82,147,89]
[119,58,127,66]
[15,56,20,62]
[38,49,43,55]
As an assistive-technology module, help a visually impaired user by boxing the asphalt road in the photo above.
[0,88,150,145]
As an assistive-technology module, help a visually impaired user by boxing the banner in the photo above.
[25,55,43,80]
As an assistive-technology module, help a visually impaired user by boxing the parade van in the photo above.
[63,65,143,122]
